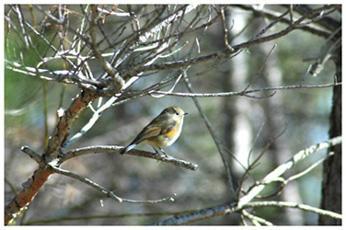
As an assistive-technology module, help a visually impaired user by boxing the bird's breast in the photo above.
[165,120,183,146]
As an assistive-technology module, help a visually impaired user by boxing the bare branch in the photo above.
[49,164,175,204]
[156,202,235,225]
[287,151,334,182]
[245,201,342,220]
[182,72,236,198]
[124,9,315,76]
[237,136,342,207]
[20,146,43,165]
[19,146,179,205]
[5,61,101,89]
[151,82,341,97]
[24,210,197,225]
[89,5,125,91]
[220,6,234,52]
[235,5,330,38]
[45,90,99,158]
[156,199,342,225]
[60,145,198,171]
[242,210,273,226]
[14,5,31,48]
[156,137,342,224]
[64,96,118,147]
[286,5,340,31]
[49,164,123,202]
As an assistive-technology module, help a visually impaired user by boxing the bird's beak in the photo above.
[184,112,189,116]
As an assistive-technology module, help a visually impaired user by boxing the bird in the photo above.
[120,106,188,155]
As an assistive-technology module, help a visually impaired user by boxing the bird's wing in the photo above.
[130,115,176,144]
[160,121,177,136]
[131,125,162,144]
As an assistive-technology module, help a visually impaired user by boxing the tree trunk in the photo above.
[319,43,341,225]
[259,41,304,225]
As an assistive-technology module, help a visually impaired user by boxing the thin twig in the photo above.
[235,5,331,38]
[20,146,43,165]
[182,71,236,199]
[254,149,334,199]
[125,10,316,77]
[49,164,123,202]
[157,198,342,225]
[15,5,31,48]
[242,210,273,226]
[151,82,342,97]
[246,201,342,220]
[48,164,176,204]
[5,60,102,89]
[89,5,124,90]
[254,8,290,38]
[236,123,287,200]
[24,209,200,225]
[287,151,334,182]
[220,6,234,52]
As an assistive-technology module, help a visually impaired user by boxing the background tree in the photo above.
[319,15,341,225]
[4,4,341,225]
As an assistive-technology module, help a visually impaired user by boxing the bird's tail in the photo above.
[120,143,136,155]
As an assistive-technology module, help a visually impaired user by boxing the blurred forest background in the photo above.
[4,4,341,225]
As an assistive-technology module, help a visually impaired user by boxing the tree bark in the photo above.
[319,43,341,225]
[5,90,98,225]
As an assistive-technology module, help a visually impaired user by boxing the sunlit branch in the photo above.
[235,5,330,38]
[238,136,342,207]
[241,210,273,226]
[157,199,342,225]
[151,82,341,97]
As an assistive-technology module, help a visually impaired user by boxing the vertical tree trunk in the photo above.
[319,45,341,225]
[259,41,304,225]
[219,7,251,224]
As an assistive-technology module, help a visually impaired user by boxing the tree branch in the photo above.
[5,167,54,225]
[151,82,341,97]
[156,199,342,225]
[237,136,342,207]
[20,146,44,165]
[241,210,273,226]
[45,90,99,158]
[5,90,99,225]
[234,5,331,38]
[89,5,125,91]
[60,145,198,171]
[156,136,342,225]
[64,96,118,147]
[182,72,236,198]
[49,164,175,204]
[123,9,313,77]
[247,201,342,220]
[286,5,340,31]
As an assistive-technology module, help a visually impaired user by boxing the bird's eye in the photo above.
[176,112,179,115]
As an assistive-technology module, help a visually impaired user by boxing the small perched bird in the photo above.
[120,106,188,155]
